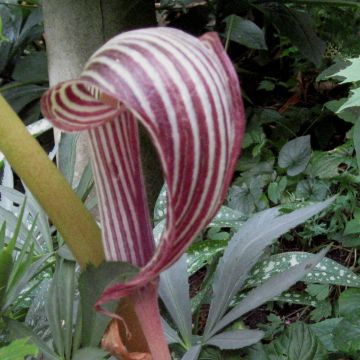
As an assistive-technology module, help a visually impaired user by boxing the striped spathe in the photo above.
[40,27,245,307]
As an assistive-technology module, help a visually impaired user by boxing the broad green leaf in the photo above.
[306,284,330,301]
[338,288,360,319]
[187,240,227,276]
[0,5,22,73]
[266,322,327,360]
[233,291,319,308]
[307,151,343,178]
[333,318,360,355]
[204,199,332,338]
[79,261,139,347]
[309,301,332,322]
[310,318,343,352]
[295,179,328,201]
[246,251,360,288]
[159,255,192,347]
[278,136,311,176]
[344,216,360,235]
[325,99,360,124]
[268,177,287,204]
[209,206,245,228]
[246,343,270,360]
[316,59,350,82]
[0,338,38,360]
[154,186,243,228]
[265,4,325,67]
[1,83,47,115]
[225,15,267,50]
[206,329,264,350]
[335,57,360,83]
[228,176,265,215]
[338,88,360,112]
[12,51,48,83]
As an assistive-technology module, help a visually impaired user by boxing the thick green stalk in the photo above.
[0,95,104,268]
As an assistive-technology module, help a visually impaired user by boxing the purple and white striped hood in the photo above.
[41,27,245,306]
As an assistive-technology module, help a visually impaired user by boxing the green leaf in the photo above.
[187,240,227,276]
[325,99,360,124]
[295,179,328,201]
[204,200,333,338]
[307,151,342,178]
[335,57,360,83]
[266,322,327,360]
[159,255,192,347]
[0,247,13,308]
[246,251,360,288]
[225,15,267,50]
[310,318,343,352]
[338,88,360,112]
[306,284,330,301]
[209,206,245,228]
[46,259,76,359]
[206,329,264,350]
[1,83,47,114]
[12,51,48,83]
[338,288,360,319]
[344,216,360,235]
[79,261,139,347]
[354,120,360,172]
[265,5,325,67]
[58,133,79,186]
[268,177,287,204]
[333,318,360,355]
[7,319,59,360]
[309,301,332,322]
[316,59,350,82]
[154,186,244,228]
[278,136,311,176]
[72,347,108,360]
[0,338,38,360]
[257,80,275,91]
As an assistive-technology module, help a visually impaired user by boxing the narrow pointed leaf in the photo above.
[204,198,333,337]
[181,345,202,360]
[161,318,182,345]
[206,329,264,349]
[41,27,246,306]
[207,248,328,338]
[6,319,59,360]
[159,255,192,347]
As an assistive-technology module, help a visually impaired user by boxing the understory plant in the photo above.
[0,23,337,360]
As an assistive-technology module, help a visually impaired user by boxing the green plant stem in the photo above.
[224,14,234,52]
[0,95,104,268]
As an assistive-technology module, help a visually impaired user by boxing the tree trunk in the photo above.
[43,0,163,207]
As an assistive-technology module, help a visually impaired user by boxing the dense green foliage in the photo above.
[2,1,360,359]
